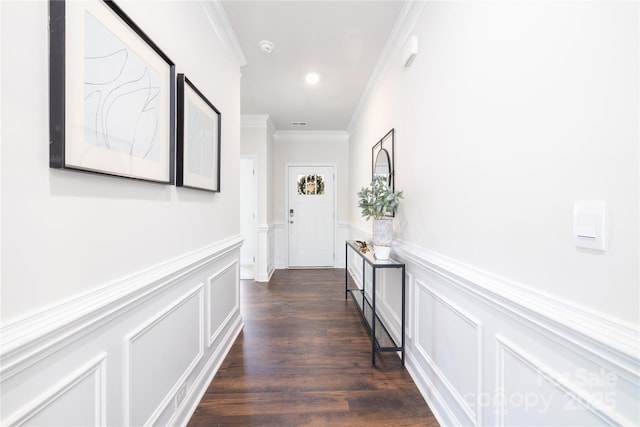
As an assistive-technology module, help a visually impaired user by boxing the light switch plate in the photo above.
[573,201,606,251]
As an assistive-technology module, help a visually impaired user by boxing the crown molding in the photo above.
[347,0,427,133]
[241,114,275,130]
[199,0,247,69]
[273,130,349,142]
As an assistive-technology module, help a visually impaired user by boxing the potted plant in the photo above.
[357,175,403,259]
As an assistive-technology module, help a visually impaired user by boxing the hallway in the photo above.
[187,269,438,426]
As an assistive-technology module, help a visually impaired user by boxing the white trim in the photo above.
[198,0,246,69]
[393,239,640,381]
[5,353,107,427]
[240,114,274,129]
[123,284,204,427]
[405,349,459,427]
[0,235,243,381]
[415,279,483,426]
[240,155,257,280]
[166,315,243,427]
[206,260,240,347]
[345,228,639,425]
[274,130,349,139]
[256,224,275,282]
[495,335,630,426]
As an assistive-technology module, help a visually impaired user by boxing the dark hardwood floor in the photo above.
[187,268,439,426]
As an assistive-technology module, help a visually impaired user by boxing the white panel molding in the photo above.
[167,313,243,427]
[414,279,483,427]
[124,285,204,427]
[206,260,240,347]
[256,224,275,282]
[393,239,640,382]
[405,348,459,427]
[495,335,629,426]
[0,235,243,382]
[376,277,402,343]
[5,353,107,427]
[406,272,414,341]
[198,0,246,68]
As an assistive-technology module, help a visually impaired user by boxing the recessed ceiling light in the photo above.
[305,73,320,85]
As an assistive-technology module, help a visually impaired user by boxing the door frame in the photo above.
[240,155,258,279]
[285,163,337,268]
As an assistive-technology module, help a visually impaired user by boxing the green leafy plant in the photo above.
[357,175,404,220]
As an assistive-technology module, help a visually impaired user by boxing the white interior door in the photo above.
[240,157,256,279]
[288,166,334,267]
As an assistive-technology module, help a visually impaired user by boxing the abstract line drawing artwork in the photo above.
[186,99,214,178]
[176,74,221,192]
[84,11,161,162]
[49,0,175,183]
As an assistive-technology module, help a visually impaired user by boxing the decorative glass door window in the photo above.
[297,174,325,195]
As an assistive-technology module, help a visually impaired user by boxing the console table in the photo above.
[345,240,405,366]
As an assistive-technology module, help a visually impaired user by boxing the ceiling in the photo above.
[221,1,405,132]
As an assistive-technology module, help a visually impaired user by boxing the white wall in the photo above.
[240,115,275,280]
[348,1,639,425]
[273,131,349,267]
[350,0,639,328]
[240,116,275,225]
[1,1,243,425]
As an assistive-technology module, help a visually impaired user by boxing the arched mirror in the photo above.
[371,128,395,192]
[374,148,391,184]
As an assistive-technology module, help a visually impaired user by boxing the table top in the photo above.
[346,240,405,267]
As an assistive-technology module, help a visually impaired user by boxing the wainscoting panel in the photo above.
[4,353,106,427]
[346,228,639,426]
[125,285,203,427]
[207,261,240,347]
[414,280,482,426]
[496,336,626,426]
[1,236,244,427]
[256,224,275,282]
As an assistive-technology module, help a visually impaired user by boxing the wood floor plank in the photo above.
[187,269,439,426]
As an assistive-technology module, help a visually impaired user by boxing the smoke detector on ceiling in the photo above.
[259,40,274,54]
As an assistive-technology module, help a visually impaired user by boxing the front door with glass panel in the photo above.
[288,166,334,267]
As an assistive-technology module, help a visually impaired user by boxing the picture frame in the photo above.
[49,0,175,183]
[372,128,395,193]
[176,74,221,192]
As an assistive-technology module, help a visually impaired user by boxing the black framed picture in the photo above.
[176,74,221,192]
[49,0,175,183]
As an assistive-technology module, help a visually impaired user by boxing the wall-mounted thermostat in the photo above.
[573,201,607,251]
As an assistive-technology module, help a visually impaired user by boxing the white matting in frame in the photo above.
[176,74,221,192]
[50,0,175,183]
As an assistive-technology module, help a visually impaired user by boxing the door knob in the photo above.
[290,220,294,224]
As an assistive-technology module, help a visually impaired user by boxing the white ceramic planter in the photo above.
[373,245,392,260]
[372,219,393,259]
